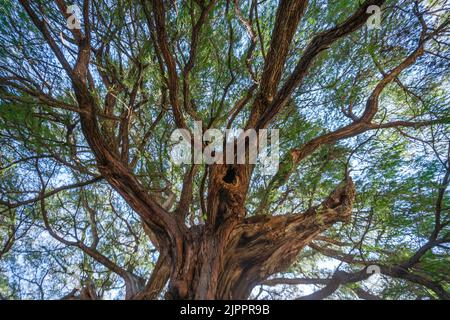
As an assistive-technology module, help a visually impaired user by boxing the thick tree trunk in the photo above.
[159,176,355,300]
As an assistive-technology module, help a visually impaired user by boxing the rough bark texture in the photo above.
[162,177,355,299]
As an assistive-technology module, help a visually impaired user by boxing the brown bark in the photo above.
[159,178,355,300]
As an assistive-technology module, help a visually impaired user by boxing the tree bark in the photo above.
[160,177,355,300]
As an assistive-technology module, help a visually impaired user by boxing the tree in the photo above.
[0,0,449,300]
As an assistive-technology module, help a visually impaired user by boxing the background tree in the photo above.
[0,0,449,299]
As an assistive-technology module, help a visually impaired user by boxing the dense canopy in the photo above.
[0,0,449,300]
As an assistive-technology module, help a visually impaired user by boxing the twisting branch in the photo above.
[256,0,386,129]
[151,0,187,130]
[246,0,309,128]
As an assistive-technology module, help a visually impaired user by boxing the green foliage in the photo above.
[0,0,448,300]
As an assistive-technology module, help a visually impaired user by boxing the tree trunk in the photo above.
[159,169,355,300]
